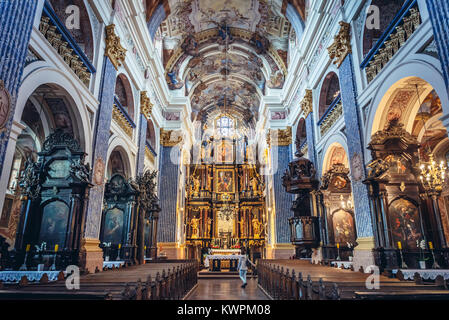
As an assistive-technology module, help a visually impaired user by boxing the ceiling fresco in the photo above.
[157,0,292,124]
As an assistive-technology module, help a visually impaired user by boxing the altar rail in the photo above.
[257,260,341,300]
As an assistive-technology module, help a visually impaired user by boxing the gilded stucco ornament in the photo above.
[140,91,153,120]
[328,21,352,68]
[300,89,313,118]
[267,127,292,147]
[105,24,127,70]
[160,129,183,147]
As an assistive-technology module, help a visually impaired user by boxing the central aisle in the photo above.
[187,278,269,300]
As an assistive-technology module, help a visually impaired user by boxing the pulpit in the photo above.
[282,139,320,258]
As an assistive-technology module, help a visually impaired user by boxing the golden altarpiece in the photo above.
[184,122,266,263]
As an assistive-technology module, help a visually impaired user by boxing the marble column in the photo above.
[157,129,182,258]
[269,128,295,259]
[0,1,38,176]
[328,22,375,270]
[426,0,449,89]
[80,25,126,273]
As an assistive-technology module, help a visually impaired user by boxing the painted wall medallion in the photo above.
[351,153,363,181]
[0,80,11,130]
[93,158,105,186]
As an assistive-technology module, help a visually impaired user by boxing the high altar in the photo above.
[185,133,266,266]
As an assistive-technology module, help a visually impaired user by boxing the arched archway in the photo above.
[318,72,341,120]
[322,142,349,174]
[1,83,86,245]
[106,146,133,180]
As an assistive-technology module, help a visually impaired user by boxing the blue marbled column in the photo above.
[0,0,38,170]
[427,0,449,89]
[136,113,147,175]
[305,113,317,165]
[273,145,295,243]
[84,58,117,239]
[157,145,180,242]
[338,54,374,238]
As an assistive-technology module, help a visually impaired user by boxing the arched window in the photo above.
[319,72,341,119]
[114,74,134,119]
[215,116,234,137]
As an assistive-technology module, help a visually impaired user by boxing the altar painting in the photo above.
[389,199,422,249]
[332,209,355,244]
[38,200,69,247]
[103,207,124,244]
[216,170,234,193]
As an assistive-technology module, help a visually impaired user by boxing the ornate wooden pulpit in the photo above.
[282,140,320,258]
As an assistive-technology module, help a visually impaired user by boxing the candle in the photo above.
[429,242,434,250]
[144,246,147,250]
[336,243,340,249]
[118,244,121,249]
[25,244,30,252]
[55,244,59,252]
[397,241,402,250]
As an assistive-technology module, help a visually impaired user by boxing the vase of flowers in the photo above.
[417,239,428,269]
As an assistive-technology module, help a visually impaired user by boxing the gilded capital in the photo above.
[140,91,153,120]
[160,128,183,147]
[267,127,292,147]
[300,89,313,118]
[105,24,127,70]
[327,21,352,68]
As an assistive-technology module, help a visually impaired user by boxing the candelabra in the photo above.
[418,153,447,248]
[419,154,446,196]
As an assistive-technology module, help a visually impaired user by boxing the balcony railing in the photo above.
[39,1,96,87]
[113,96,136,138]
[146,142,157,157]
[318,94,343,137]
[361,0,421,83]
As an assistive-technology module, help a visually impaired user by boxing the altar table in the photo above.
[204,255,244,272]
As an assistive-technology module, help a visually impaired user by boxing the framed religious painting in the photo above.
[215,169,235,193]
[215,140,234,163]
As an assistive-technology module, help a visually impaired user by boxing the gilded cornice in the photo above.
[105,24,126,70]
[300,89,313,118]
[160,128,183,147]
[140,91,153,120]
[327,21,352,68]
[267,127,292,147]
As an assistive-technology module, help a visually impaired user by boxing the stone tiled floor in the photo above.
[187,278,269,300]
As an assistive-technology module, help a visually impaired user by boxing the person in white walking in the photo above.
[237,248,255,288]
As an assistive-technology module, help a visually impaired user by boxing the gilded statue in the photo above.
[252,216,263,239]
[238,218,246,238]
[189,216,202,239]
